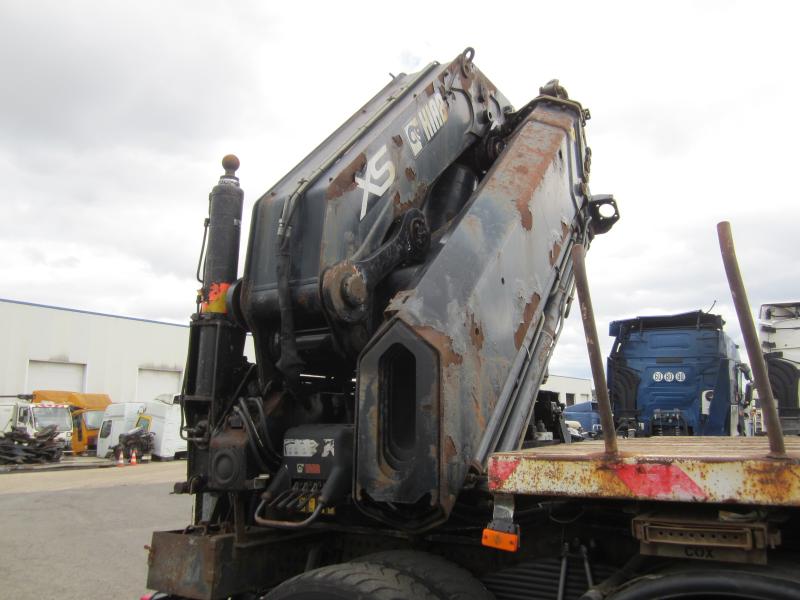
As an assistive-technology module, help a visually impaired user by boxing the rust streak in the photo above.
[468,312,484,351]
[742,461,799,502]
[550,222,572,266]
[444,435,458,463]
[549,241,562,267]
[472,392,486,430]
[517,200,533,231]
[414,325,463,367]
[405,167,416,182]
[512,166,534,230]
[325,153,367,201]
[412,182,429,207]
[514,292,541,349]
[531,110,576,132]
[483,115,567,231]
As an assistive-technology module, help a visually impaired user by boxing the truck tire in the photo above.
[352,550,495,600]
[607,569,799,600]
[264,561,441,600]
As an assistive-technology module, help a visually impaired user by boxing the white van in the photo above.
[133,395,187,459]
[96,402,146,458]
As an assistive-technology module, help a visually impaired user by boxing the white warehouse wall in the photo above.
[541,374,593,406]
[3,296,578,406]
[0,298,254,403]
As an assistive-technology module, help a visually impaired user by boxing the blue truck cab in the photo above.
[564,401,602,435]
[607,311,750,436]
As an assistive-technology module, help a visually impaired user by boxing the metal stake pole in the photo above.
[717,221,785,457]
[571,245,618,456]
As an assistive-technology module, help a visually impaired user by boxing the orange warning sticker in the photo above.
[201,282,230,313]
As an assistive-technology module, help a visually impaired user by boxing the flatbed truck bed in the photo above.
[488,437,800,506]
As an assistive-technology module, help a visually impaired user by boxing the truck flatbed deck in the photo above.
[488,437,800,506]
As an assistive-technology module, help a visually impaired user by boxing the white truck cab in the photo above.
[0,399,72,450]
[759,301,800,434]
[133,394,187,459]
[96,402,146,458]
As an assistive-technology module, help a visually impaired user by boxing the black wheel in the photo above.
[264,561,441,600]
[352,550,495,600]
[607,569,800,600]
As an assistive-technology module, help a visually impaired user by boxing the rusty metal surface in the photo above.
[146,530,218,599]
[718,221,786,456]
[488,437,800,506]
[240,51,510,358]
[146,529,316,599]
[571,245,617,456]
[357,99,593,522]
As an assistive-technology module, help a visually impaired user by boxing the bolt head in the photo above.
[342,273,367,307]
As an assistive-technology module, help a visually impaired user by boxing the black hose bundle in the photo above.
[234,397,281,471]
[0,425,63,464]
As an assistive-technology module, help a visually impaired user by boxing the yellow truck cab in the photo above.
[32,391,112,455]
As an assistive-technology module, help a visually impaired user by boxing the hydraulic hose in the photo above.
[254,499,325,529]
[274,238,304,383]
[233,405,273,473]
[246,396,280,462]
[237,399,281,469]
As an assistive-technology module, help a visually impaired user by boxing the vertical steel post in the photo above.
[717,221,785,457]
[571,245,618,456]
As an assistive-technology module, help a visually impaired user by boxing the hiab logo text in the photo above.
[404,92,448,157]
[355,145,395,220]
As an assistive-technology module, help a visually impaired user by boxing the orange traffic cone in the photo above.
[130,448,138,466]
[116,447,125,467]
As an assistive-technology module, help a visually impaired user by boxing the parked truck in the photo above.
[134,394,187,459]
[145,49,799,599]
[0,395,73,451]
[760,301,800,434]
[32,390,111,455]
[97,397,187,460]
[607,311,752,436]
[0,398,34,434]
[96,402,146,459]
[563,400,602,436]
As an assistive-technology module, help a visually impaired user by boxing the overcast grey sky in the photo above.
[1,1,798,378]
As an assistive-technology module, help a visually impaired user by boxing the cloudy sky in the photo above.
[1,1,798,378]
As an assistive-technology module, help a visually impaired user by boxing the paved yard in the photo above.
[0,461,192,599]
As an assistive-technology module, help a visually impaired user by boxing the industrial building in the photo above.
[1,297,588,407]
[541,374,593,406]
[1,298,195,402]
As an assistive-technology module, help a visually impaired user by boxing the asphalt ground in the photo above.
[1,454,115,474]
[0,461,192,599]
